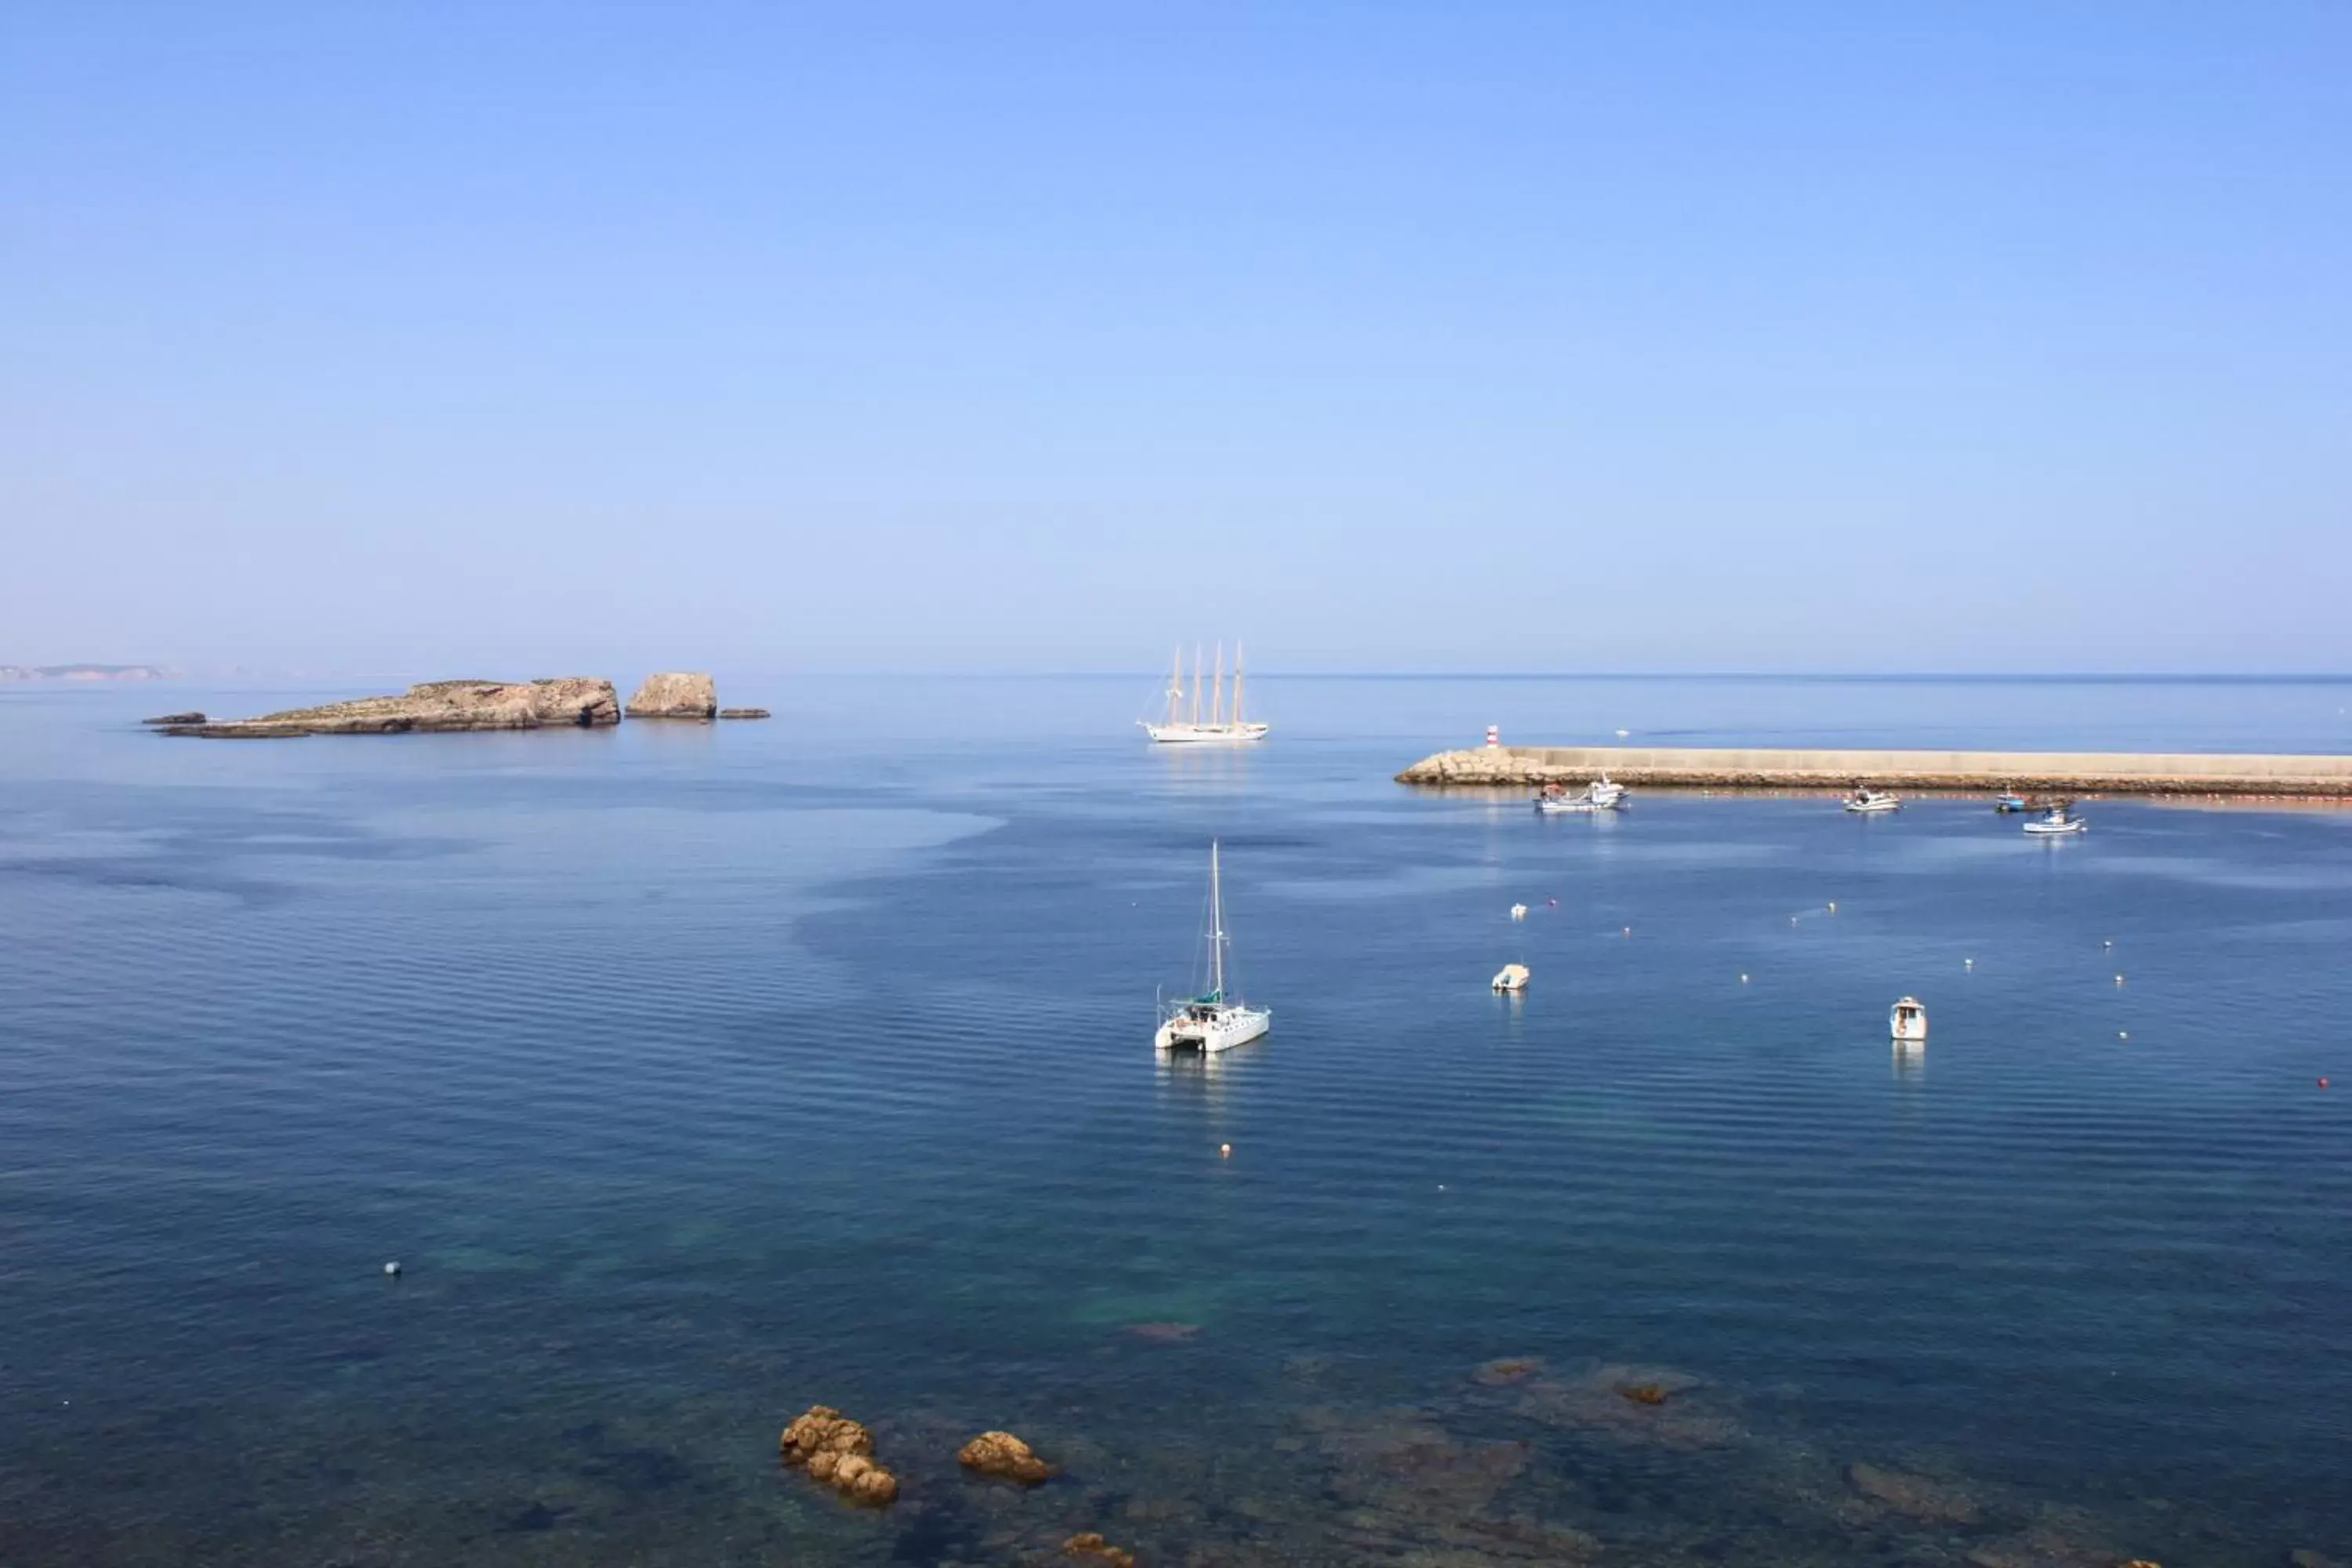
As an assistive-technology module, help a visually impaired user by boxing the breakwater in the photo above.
[1396,744,2352,798]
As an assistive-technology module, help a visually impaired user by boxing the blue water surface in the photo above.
[2,674,2349,1566]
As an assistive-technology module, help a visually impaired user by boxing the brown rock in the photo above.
[1064,1533,1137,1567]
[1471,1357,1544,1387]
[164,678,619,737]
[140,711,206,725]
[626,672,717,719]
[1617,1382,1671,1406]
[957,1429,1055,1485]
[1846,1461,1980,1524]
[717,706,770,720]
[779,1404,897,1507]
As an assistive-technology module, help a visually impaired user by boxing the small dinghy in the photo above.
[1491,963,1530,993]
[1993,790,2027,814]
[2023,801,2087,837]
[1889,996,1928,1042]
[1844,786,1902,814]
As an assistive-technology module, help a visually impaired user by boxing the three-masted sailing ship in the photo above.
[1141,642,1271,743]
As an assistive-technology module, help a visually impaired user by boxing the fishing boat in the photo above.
[1993,790,2028,814]
[1844,786,1902,814]
[1154,840,1271,1054]
[1142,643,1270,743]
[2023,800,2087,837]
[1534,775,1628,814]
[1890,996,1928,1042]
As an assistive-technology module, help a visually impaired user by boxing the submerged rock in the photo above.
[780,1405,898,1506]
[1123,1322,1200,1344]
[1846,1460,1980,1524]
[163,679,619,737]
[625,672,717,719]
[958,1429,1055,1485]
[1471,1357,1545,1387]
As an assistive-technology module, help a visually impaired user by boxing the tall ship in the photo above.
[1142,643,1270,744]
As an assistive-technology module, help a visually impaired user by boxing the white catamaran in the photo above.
[1142,643,1271,744]
[1155,840,1272,1054]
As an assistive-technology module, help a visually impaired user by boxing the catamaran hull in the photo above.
[1155,1009,1271,1054]
[1144,723,1272,744]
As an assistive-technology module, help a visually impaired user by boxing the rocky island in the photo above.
[160,679,621,737]
[626,672,717,719]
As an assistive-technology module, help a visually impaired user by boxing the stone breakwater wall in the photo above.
[1396,746,2352,800]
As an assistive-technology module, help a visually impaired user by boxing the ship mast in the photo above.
[1165,645,1183,727]
[1210,839,1225,1000]
[1212,642,1225,728]
[1234,642,1246,725]
[1191,645,1203,726]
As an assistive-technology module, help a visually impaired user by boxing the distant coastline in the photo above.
[0,663,170,681]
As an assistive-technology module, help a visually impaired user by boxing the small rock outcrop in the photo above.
[141,711,206,725]
[162,680,619,738]
[957,1429,1054,1486]
[718,707,771,720]
[780,1405,898,1506]
[626,672,717,719]
[1063,1534,1137,1568]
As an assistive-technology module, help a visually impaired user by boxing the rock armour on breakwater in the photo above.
[162,679,621,737]
[1396,745,2352,800]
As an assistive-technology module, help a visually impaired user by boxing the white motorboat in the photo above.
[1491,963,1530,993]
[1890,996,1928,1042]
[2023,801,2087,837]
[1142,643,1270,743]
[1844,787,1902,814]
[1154,840,1271,1054]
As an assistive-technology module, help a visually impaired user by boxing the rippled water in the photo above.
[3,675,2350,1566]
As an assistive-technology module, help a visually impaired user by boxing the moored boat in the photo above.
[1890,996,1928,1041]
[1844,786,1902,814]
[1154,840,1271,1054]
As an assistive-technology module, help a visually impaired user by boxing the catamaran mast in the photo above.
[1210,839,1225,1000]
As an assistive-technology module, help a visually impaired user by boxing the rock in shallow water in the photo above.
[625,672,717,719]
[140,711,205,725]
[1062,1532,1136,1567]
[779,1405,898,1507]
[717,706,770,720]
[958,1429,1055,1485]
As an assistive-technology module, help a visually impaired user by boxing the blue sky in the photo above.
[4,2,2346,673]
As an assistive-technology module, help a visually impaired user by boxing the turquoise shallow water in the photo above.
[2,675,2350,1565]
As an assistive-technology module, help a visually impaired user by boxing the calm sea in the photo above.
[2,674,2349,1566]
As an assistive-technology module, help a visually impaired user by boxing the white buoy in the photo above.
[1965,958,1974,970]
[1740,973,1750,984]
[1218,1142,1232,1158]
[383,1261,401,1277]
[2103,939,2113,949]
[1828,902,1837,913]
[1510,903,1527,921]
[2115,974,2125,986]
[2118,1031,2129,1040]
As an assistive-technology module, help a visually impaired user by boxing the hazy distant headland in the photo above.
[2,663,171,681]
[157,673,768,737]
